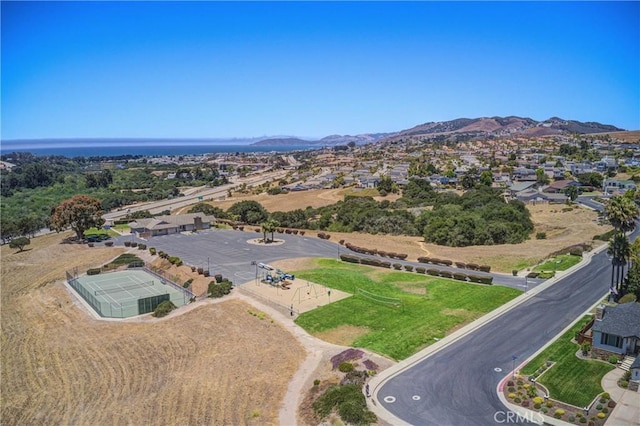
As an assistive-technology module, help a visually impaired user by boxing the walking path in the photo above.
[601,368,640,426]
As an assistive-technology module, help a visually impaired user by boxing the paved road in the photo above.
[103,170,288,220]
[373,229,633,425]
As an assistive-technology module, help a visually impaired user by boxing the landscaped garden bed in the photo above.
[504,316,616,425]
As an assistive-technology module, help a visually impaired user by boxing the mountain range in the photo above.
[251,116,625,146]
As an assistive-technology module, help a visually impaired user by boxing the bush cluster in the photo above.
[153,300,176,318]
[312,384,376,425]
[344,242,408,260]
[417,257,453,266]
[208,279,232,298]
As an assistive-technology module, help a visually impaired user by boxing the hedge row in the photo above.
[453,262,492,272]
[418,257,453,266]
[344,242,408,260]
[339,255,492,283]
[339,254,391,269]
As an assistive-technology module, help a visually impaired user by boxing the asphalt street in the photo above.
[373,229,635,426]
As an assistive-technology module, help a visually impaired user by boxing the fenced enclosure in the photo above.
[66,269,190,318]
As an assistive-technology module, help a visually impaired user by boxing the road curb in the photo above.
[367,243,609,425]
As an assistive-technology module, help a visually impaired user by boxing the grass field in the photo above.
[293,259,521,360]
[533,254,582,272]
[520,316,614,407]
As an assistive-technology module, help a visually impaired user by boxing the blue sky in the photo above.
[2,1,638,140]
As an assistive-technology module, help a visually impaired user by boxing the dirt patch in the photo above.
[314,325,371,346]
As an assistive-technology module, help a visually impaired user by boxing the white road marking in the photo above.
[383,396,396,403]
[494,367,502,372]
[412,395,421,401]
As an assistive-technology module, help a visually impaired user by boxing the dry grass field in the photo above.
[1,232,305,426]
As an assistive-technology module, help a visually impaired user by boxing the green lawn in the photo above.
[521,316,614,407]
[83,227,119,238]
[293,259,521,360]
[533,254,582,272]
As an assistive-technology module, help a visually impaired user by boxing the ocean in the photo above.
[0,140,318,158]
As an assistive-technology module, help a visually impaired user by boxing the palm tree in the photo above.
[260,219,278,243]
[605,195,639,297]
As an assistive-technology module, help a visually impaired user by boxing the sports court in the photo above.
[67,269,192,318]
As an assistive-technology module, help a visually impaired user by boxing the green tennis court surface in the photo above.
[67,269,189,318]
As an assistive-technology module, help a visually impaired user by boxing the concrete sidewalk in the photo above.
[602,368,640,426]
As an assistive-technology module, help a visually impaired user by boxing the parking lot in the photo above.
[115,229,339,285]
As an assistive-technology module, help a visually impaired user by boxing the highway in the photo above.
[372,228,632,425]
[103,169,288,220]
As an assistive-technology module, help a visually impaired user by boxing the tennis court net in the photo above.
[95,280,154,296]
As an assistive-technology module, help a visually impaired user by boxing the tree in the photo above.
[9,236,30,252]
[605,195,639,296]
[50,195,105,240]
[479,171,493,187]
[564,185,579,202]
[227,200,268,225]
[535,168,550,184]
[261,219,279,243]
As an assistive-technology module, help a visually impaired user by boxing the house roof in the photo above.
[592,303,640,339]
[129,212,216,231]
[509,181,537,192]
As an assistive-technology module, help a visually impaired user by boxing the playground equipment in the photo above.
[291,282,327,304]
[261,268,295,288]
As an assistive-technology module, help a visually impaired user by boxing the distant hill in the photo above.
[385,116,625,142]
[250,137,315,146]
[251,133,392,147]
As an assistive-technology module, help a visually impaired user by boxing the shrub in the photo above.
[124,241,131,247]
[513,397,521,403]
[579,417,587,423]
[521,400,529,407]
[453,272,468,281]
[608,355,618,364]
[621,380,628,388]
[439,271,453,279]
[546,401,553,408]
[197,267,204,275]
[417,257,431,264]
[596,404,602,410]
[404,265,413,272]
[508,386,515,392]
[601,407,608,414]
[330,349,365,369]
[415,267,426,274]
[581,341,591,355]
[597,413,605,419]
[393,263,402,270]
[534,403,541,409]
[138,243,147,250]
[427,269,440,276]
[555,409,565,417]
[149,247,157,255]
[455,262,466,269]
[536,232,547,240]
[313,379,320,386]
[508,393,516,399]
[618,293,637,303]
[466,263,479,271]
[105,241,114,247]
[568,415,575,422]
[87,268,101,275]
[340,254,361,264]
[183,278,194,288]
[208,279,233,298]
[130,242,138,248]
[512,269,518,276]
[533,397,544,405]
[607,400,616,408]
[540,407,548,414]
[338,362,354,373]
[153,300,176,317]
[87,243,94,247]
[478,265,491,272]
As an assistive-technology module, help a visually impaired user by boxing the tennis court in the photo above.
[67,269,191,318]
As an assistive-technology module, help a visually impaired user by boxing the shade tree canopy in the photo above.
[50,195,105,240]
